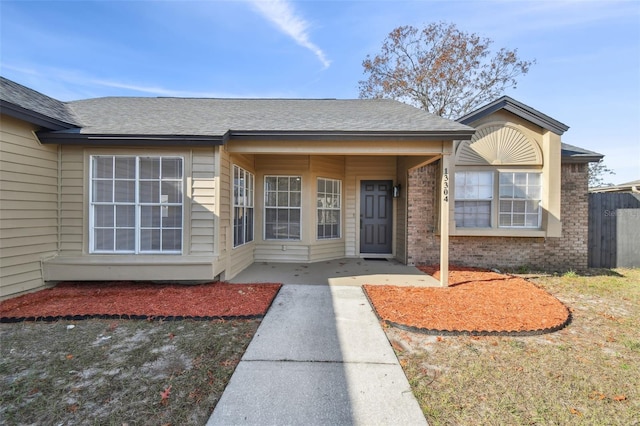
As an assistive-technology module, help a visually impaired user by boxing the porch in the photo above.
[227,257,440,287]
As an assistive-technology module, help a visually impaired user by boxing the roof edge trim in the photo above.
[229,130,475,141]
[458,96,570,135]
[36,132,225,146]
[1,100,79,131]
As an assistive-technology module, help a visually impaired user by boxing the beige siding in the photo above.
[47,146,227,282]
[59,146,84,254]
[309,240,345,261]
[0,116,59,298]
[344,156,397,257]
[224,152,257,279]
[254,244,309,262]
[190,148,216,255]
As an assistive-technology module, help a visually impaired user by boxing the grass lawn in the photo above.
[0,318,259,425]
[390,268,640,425]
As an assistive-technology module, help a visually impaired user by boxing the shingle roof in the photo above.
[561,142,603,163]
[458,95,570,135]
[0,77,79,129]
[62,97,474,137]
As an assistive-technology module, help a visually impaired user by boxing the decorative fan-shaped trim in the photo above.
[456,125,542,166]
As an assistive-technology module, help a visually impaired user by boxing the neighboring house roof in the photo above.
[590,179,640,193]
[0,76,79,130]
[561,142,604,163]
[457,95,570,135]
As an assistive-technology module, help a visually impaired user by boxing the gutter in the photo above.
[36,132,226,146]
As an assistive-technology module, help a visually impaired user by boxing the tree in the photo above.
[588,159,616,188]
[359,22,535,119]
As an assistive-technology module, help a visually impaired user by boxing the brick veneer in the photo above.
[407,162,590,271]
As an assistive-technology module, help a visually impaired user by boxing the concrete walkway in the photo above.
[207,284,428,426]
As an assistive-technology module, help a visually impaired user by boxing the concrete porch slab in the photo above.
[228,258,440,287]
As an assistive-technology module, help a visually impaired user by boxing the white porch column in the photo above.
[439,154,451,287]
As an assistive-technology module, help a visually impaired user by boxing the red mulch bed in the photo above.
[0,281,281,322]
[363,266,570,335]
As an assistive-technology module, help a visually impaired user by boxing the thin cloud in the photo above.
[250,0,331,69]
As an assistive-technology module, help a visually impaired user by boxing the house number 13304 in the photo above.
[443,168,449,202]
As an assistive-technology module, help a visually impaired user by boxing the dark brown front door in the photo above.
[360,180,393,254]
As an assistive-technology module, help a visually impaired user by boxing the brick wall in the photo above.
[406,162,590,271]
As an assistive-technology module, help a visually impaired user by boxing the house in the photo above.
[0,77,602,298]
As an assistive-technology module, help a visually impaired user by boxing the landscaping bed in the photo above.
[364,266,570,335]
[0,281,281,322]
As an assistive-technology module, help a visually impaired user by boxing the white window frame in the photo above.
[454,171,494,228]
[498,172,542,228]
[264,175,302,241]
[316,177,342,240]
[454,169,542,230]
[233,165,255,248]
[89,155,184,254]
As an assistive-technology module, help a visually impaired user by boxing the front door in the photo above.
[360,180,393,254]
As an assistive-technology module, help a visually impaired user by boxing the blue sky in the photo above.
[1,0,639,184]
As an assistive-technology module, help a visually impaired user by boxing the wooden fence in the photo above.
[588,192,640,268]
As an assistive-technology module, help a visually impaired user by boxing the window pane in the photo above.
[114,180,135,203]
[140,158,160,179]
[115,157,136,179]
[265,177,277,192]
[162,206,182,228]
[277,177,289,191]
[265,192,277,207]
[290,177,301,191]
[290,192,301,207]
[265,223,277,239]
[93,180,113,202]
[141,206,161,227]
[162,158,182,179]
[277,192,288,207]
[277,209,289,223]
[140,229,160,251]
[162,229,182,251]
[93,157,113,179]
[499,214,511,227]
[116,205,135,227]
[246,208,254,242]
[116,229,135,251]
[265,208,277,222]
[139,181,160,203]
[94,229,114,251]
[161,181,182,203]
[95,205,114,227]
[525,214,539,227]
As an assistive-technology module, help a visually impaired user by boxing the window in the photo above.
[454,170,542,229]
[90,156,183,253]
[264,176,301,240]
[317,178,341,239]
[499,172,542,228]
[233,165,254,247]
[454,171,493,227]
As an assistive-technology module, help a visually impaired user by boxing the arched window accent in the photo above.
[456,125,542,166]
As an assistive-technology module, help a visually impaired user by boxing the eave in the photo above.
[228,129,475,141]
[36,131,227,146]
[1,100,78,131]
[458,96,570,135]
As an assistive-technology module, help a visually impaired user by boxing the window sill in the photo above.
[451,228,546,238]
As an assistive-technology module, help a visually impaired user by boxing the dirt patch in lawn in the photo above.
[363,266,569,335]
[0,282,281,321]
